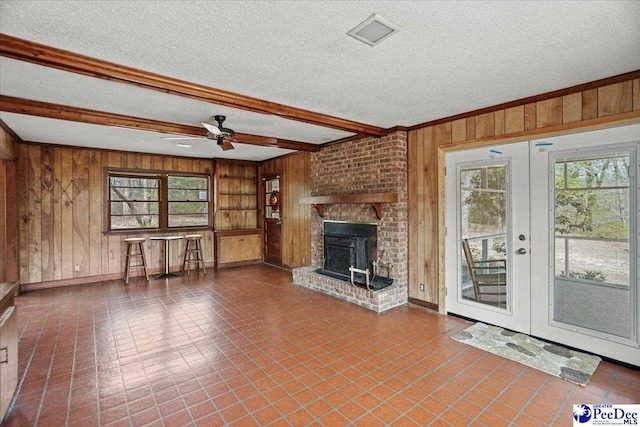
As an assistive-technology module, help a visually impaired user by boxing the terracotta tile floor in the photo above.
[4,264,639,426]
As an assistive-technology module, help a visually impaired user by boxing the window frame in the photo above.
[551,148,634,289]
[105,168,212,234]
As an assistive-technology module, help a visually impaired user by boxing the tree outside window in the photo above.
[108,171,210,231]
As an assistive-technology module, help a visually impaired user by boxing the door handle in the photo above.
[516,248,527,255]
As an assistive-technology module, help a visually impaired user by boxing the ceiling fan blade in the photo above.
[201,122,222,135]
[161,136,205,140]
[217,136,234,151]
[220,140,235,151]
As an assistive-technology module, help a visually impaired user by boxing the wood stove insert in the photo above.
[318,221,393,290]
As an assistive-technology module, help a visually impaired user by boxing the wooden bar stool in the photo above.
[124,237,149,283]
[182,234,206,275]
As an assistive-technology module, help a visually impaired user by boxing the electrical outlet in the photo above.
[419,283,425,292]
[74,264,80,272]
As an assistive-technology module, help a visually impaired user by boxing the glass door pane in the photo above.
[265,177,280,219]
[447,141,530,333]
[459,164,508,309]
[553,153,633,339]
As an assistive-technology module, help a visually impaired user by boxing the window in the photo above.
[109,175,159,230]
[554,154,630,287]
[264,176,280,219]
[168,176,209,227]
[107,170,210,231]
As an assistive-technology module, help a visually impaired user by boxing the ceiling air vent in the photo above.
[347,13,400,46]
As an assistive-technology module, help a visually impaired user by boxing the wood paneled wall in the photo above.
[0,126,18,283]
[0,160,5,281]
[18,144,215,287]
[0,126,17,160]
[0,160,10,282]
[259,152,311,269]
[408,77,640,312]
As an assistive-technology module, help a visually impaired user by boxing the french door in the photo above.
[445,124,640,366]
[445,141,531,333]
[530,124,640,365]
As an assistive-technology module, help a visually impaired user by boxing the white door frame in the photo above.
[445,141,531,333]
[530,124,640,366]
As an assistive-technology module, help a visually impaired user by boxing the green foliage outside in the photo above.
[462,166,506,235]
[555,157,628,239]
[559,270,606,282]
[555,156,628,283]
[462,156,628,285]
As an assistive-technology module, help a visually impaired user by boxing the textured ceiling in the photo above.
[1,1,639,160]
[0,113,293,161]
[0,57,352,144]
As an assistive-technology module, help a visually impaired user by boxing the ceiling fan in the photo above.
[163,115,235,150]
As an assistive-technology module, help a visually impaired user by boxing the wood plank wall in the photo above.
[259,152,311,269]
[17,143,215,287]
[0,125,17,160]
[0,126,18,282]
[0,159,6,281]
[408,77,640,312]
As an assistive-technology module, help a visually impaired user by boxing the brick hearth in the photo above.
[292,131,408,312]
[293,266,407,313]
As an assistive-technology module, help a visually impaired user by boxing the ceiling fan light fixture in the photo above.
[347,13,400,46]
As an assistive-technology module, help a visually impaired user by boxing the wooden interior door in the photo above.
[263,174,282,266]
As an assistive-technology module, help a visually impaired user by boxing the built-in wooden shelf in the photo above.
[299,192,398,219]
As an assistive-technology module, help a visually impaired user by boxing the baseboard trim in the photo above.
[20,262,215,292]
[408,297,438,312]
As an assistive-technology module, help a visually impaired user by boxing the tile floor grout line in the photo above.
[5,301,55,426]
[154,288,220,424]
[503,370,557,426]
[459,353,529,426]
[548,375,577,426]
[4,267,639,426]
[34,299,71,426]
[98,292,121,426]
[63,306,80,426]
[307,339,442,422]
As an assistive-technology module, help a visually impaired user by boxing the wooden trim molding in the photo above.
[19,139,212,162]
[19,264,214,292]
[214,228,262,237]
[300,193,399,204]
[408,297,438,312]
[0,95,321,152]
[321,133,369,148]
[215,158,261,167]
[0,119,23,144]
[439,110,640,152]
[0,119,20,160]
[300,192,398,219]
[0,33,386,137]
[408,70,640,131]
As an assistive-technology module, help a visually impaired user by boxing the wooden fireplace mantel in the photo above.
[299,192,398,219]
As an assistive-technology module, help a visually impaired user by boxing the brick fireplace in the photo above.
[293,131,408,312]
